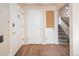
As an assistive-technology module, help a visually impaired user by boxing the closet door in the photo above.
[45,11,56,44]
[26,9,44,44]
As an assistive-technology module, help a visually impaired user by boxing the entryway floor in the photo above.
[15,44,69,56]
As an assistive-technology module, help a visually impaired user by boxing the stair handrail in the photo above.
[59,17,69,36]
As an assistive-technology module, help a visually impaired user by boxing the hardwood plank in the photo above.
[15,44,69,56]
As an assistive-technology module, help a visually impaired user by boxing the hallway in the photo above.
[16,44,69,56]
[0,3,79,56]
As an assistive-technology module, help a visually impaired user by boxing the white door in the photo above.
[26,9,44,44]
[45,10,58,44]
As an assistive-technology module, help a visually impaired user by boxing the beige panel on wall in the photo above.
[46,11,55,28]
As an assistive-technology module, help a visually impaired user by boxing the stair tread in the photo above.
[59,40,69,42]
[59,35,68,37]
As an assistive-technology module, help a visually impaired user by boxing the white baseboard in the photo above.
[23,42,59,45]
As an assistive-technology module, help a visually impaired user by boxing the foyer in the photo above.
[0,3,79,56]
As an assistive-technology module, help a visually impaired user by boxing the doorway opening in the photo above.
[58,3,70,55]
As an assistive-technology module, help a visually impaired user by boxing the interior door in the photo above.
[27,9,44,44]
[45,11,56,44]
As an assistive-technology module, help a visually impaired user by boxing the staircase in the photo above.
[58,25,69,44]
[61,17,69,26]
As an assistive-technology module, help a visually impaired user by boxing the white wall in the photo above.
[10,4,24,55]
[0,4,10,56]
[58,5,70,17]
[70,3,79,56]
[23,9,28,43]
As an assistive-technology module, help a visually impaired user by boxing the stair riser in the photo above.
[59,37,69,39]
[58,33,66,35]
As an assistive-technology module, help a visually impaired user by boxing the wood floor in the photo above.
[15,44,69,56]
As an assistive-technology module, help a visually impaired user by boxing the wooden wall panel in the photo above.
[46,11,54,28]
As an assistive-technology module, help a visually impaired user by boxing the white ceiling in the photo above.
[18,3,65,9]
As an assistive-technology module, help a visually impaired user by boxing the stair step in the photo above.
[58,31,65,33]
[59,39,69,43]
[59,40,69,42]
[58,30,64,32]
[58,28,63,30]
[59,37,69,39]
[59,35,68,37]
[59,41,69,44]
[58,32,66,35]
